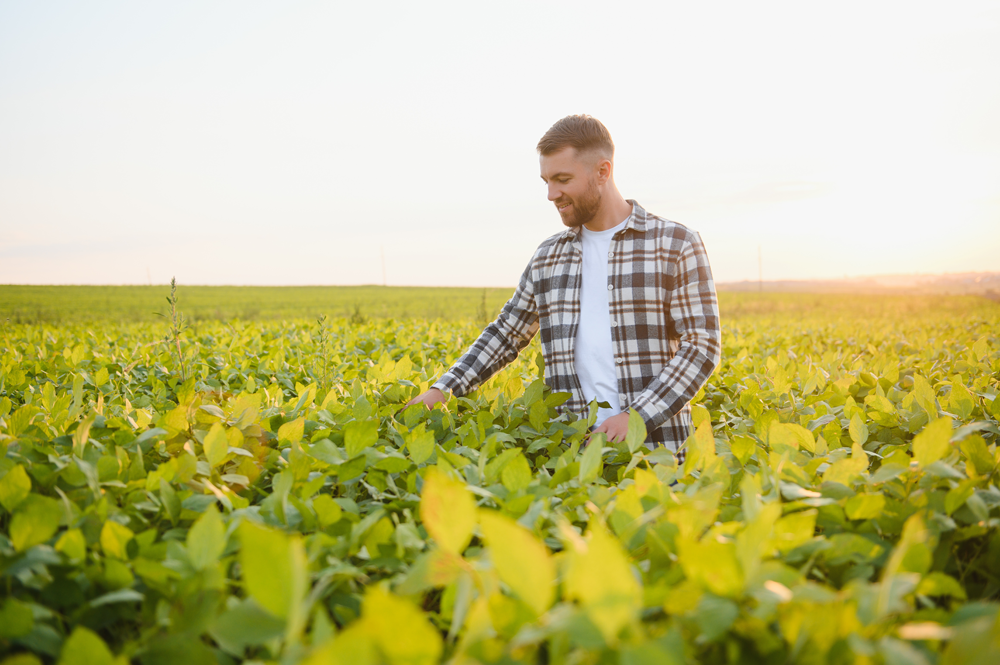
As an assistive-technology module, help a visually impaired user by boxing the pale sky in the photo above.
[2,1,998,287]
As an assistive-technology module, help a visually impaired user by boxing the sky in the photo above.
[2,1,998,287]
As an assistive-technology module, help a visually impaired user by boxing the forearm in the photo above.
[630,333,720,431]
[631,231,721,431]
[432,320,530,396]
[432,260,539,397]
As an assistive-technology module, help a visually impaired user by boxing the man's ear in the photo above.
[596,157,613,185]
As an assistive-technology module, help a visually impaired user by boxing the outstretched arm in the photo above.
[408,258,540,407]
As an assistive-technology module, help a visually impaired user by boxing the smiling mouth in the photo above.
[557,202,571,212]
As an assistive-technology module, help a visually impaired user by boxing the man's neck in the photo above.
[583,190,632,232]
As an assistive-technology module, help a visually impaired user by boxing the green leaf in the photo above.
[845,493,886,520]
[312,494,343,528]
[11,494,63,551]
[500,452,532,492]
[579,435,605,484]
[678,536,744,598]
[949,381,975,421]
[912,418,953,468]
[735,502,781,580]
[210,598,286,653]
[959,435,994,476]
[100,520,134,560]
[625,409,647,454]
[137,634,216,665]
[353,396,373,421]
[730,435,756,466]
[480,510,555,615]
[419,468,476,554]
[694,594,739,642]
[528,400,548,431]
[911,374,938,418]
[770,509,817,554]
[0,464,32,512]
[0,597,34,639]
[202,422,229,468]
[90,588,144,607]
[945,480,976,516]
[238,520,308,628]
[73,412,97,458]
[55,528,87,563]
[345,420,378,458]
[338,454,367,482]
[972,336,989,361]
[187,505,226,570]
[57,626,114,665]
[917,572,967,600]
[823,442,870,486]
[849,414,869,446]
[406,425,435,465]
[159,479,181,524]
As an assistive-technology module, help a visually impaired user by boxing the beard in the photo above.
[556,178,602,228]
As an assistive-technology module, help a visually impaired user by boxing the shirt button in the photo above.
[611,320,618,327]
[608,251,614,258]
[607,284,613,291]
[620,393,628,402]
[616,357,624,364]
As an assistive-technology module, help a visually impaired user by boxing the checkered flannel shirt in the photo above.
[433,200,721,454]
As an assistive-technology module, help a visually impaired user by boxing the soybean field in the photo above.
[1,286,999,664]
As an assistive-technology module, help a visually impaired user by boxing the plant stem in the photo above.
[168,277,187,382]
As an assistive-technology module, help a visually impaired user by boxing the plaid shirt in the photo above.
[433,200,721,451]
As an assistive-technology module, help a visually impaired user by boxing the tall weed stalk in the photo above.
[163,277,188,382]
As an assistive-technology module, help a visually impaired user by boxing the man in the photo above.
[407,115,720,456]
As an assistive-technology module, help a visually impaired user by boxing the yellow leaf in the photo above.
[277,417,305,445]
[238,521,308,630]
[479,510,555,615]
[682,420,716,476]
[912,418,953,468]
[361,585,443,665]
[677,536,744,598]
[203,422,230,468]
[563,519,641,644]
[769,422,817,453]
[419,468,476,554]
[100,521,134,560]
[823,442,869,486]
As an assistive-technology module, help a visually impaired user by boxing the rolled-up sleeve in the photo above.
[432,258,540,397]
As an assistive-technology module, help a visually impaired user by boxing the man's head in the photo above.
[537,115,616,229]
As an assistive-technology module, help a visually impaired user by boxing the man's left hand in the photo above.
[592,412,630,443]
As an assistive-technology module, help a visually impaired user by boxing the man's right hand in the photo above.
[406,387,446,410]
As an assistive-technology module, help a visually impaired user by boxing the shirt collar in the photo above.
[562,199,646,240]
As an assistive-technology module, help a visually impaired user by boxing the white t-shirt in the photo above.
[575,216,629,426]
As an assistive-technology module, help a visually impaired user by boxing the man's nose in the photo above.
[547,184,561,201]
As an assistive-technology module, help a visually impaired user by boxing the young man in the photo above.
[407,115,721,456]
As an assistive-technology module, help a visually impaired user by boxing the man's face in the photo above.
[539,147,603,228]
